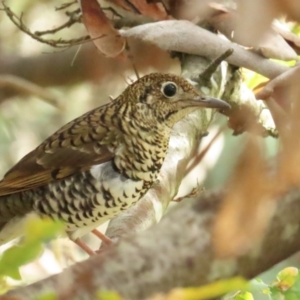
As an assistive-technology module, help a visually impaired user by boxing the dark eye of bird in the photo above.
[161,82,178,98]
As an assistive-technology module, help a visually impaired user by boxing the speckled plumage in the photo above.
[0,73,229,249]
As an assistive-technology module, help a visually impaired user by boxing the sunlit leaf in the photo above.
[97,290,122,300]
[149,277,248,300]
[0,242,42,278]
[292,24,300,35]
[24,216,64,243]
[36,291,58,300]
[273,267,298,291]
[0,217,64,279]
[0,276,12,296]
[242,68,268,90]
[234,291,254,300]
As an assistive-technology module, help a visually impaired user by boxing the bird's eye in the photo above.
[161,82,178,98]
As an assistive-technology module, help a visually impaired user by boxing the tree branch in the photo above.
[0,75,62,107]
[121,20,289,79]
[5,187,300,300]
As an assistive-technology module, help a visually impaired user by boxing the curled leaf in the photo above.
[80,0,126,58]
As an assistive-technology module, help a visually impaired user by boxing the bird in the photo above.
[0,73,230,255]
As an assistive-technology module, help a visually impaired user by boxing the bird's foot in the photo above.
[71,230,113,256]
[73,238,97,256]
[91,229,113,245]
[93,229,114,254]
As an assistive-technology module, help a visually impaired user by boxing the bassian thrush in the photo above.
[0,73,229,255]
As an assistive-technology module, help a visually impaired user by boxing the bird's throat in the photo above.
[113,130,170,183]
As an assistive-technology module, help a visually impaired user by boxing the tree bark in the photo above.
[4,187,300,300]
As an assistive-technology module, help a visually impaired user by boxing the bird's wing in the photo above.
[0,103,120,196]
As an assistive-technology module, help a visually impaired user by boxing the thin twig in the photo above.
[173,182,204,202]
[55,0,77,11]
[35,9,81,36]
[1,2,87,49]
[199,49,234,85]
[1,1,155,51]
[0,75,62,108]
[102,7,123,19]
[184,124,226,176]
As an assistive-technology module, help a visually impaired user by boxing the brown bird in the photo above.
[0,73,229,255]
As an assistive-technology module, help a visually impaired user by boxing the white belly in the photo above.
[65,162,145,240]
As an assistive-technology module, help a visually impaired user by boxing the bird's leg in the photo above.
[73,238,96,256]
[91,229,113,245]
[67,231,97,255]
[68,230,112,256]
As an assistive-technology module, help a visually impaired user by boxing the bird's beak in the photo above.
[187,96,231,109]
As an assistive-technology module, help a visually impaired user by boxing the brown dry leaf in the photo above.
[273,23,300,55]
[256,65,300,192]
[126,39,180,71]
[257,30,298,61]
[105,0,134,11]
[277,81,300,188]
[235,0,280,47]
[235,0,300,47]
[264,97,289,136]
[153,0,174,13]
[273,0,300,21]
[129,0,168,20]
[208,5,298,61]
[172,0,212,20]
[207,4,237,38]
[253,80,269,95]
[80,0,126,58]
[255,65,300,111]
[213,136,276,258]
[106,0,168,20]
[227,104,267,136]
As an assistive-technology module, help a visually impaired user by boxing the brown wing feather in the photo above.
[0,102,119,196]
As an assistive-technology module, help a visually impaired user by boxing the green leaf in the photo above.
[292,24,300,35]
[0,276,12,295]
[0,242,43,278]
[0,216,64,279]
[96,290,122,300]
[24,216,64,243]
[234,291,254,300]
[242,68,268,90]
[249,278,270,294]
[36,292,58,300]
[163,277,248,300]
[282,271,300,300]
[273,267,298,291]
[0,267,21,281]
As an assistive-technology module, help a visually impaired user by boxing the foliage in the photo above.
[0,216,64,283]
[12,270,300,300]
[36,292,58,300]
[231,268,300,300]
[146,269,300,300]
[97,290,122,300]
[155,277,248,300]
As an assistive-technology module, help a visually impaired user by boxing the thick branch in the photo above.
[0,20,289,99]
[5,187,300,300]
[121,20,289,79]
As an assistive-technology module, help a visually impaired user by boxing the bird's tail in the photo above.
[0,193,33,246]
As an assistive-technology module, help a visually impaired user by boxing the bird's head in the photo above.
[121,73,230,128]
